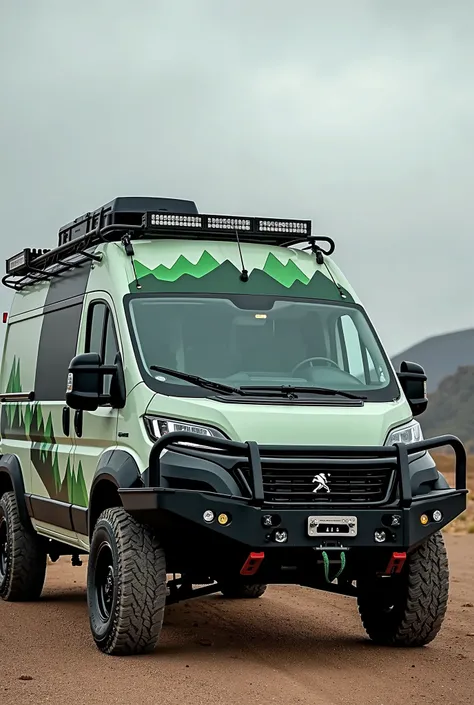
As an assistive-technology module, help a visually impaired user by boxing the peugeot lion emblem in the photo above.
[312,472,331,493]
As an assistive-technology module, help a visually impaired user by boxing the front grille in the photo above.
[257,463,395,506]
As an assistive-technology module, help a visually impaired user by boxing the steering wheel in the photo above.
[291,356,340,376]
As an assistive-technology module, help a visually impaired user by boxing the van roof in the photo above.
[3,196,335,293]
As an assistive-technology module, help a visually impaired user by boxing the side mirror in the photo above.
[66,352,126,411]
[397,360,428,416]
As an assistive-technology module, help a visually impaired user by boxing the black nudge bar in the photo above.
[148,432,467,507]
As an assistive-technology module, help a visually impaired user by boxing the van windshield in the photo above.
[125,294,398,402]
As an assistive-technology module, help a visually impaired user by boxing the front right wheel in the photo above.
[87,507,167,656]
[357,531,449,647]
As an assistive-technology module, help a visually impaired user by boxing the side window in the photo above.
[86,303,106,356]
[85,302,119,396]
[336,315,365,381]
[104,313,119,366]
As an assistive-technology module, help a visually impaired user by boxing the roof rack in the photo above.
[2,196,335,291]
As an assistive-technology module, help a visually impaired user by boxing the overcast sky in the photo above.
[1,1,473,356]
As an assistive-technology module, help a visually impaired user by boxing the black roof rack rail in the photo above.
[2,196,335,291]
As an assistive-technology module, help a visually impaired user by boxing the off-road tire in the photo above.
[0,491,47,601]
[87,506,167,656]
[357,531,449,647]
[220,582,268,599]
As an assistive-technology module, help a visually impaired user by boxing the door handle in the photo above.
[74,409,83,438]
[62,406,70,436]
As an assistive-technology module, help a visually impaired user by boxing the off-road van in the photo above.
[0,197,467,656]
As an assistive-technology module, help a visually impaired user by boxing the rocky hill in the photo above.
[391,328,474,393]
[420,365,474,451]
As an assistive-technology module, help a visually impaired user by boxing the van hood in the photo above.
[144,394,413,447]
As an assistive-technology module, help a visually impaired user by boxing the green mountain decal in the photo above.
[1,357,88,507]
[130,257,354,302]
[66,459,87,507]
[6,356,21,393]
[262,253,310,287]
[5,356,22,426]
[135,251,220,282]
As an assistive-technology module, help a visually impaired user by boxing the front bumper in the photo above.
[118,432,468,553]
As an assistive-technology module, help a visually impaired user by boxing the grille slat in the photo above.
[241,462,395,506]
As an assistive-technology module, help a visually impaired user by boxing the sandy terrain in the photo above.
[1,534,473,705]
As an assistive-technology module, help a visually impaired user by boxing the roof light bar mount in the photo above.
[299,237,336,265]
[3,196,334,291]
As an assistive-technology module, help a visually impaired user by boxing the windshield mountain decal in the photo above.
[130,252,353,301]
[134,251,220,282]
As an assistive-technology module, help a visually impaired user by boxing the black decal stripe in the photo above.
[43,260,93,307]
[71,505,88,535]
[27,494,74,532]
[34,258,94,401]
[43,294,85,315]
[34,303,84,401]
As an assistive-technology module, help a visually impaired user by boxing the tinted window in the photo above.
[86,302,119,396]
[104,313,118,366]
[335,313,387,386]
[35,303,83,401]
[87,303,106,356]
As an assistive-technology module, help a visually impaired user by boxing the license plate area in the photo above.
[308,515,357,537]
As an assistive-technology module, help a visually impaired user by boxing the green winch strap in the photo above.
[321,550,346,584]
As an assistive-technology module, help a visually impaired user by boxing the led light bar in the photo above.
[6,251,29,274]
[258,220,309,234]
[5,248,50,276]
[208,217,251,231]
[150,214,202,227]
[144,211,312,238]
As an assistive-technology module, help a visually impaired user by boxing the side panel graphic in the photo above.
[1,357,88,506]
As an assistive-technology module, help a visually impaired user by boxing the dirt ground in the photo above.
[0,535,473,705]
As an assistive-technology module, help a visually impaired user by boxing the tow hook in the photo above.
[384,552,407,575]
[240,552,265,576]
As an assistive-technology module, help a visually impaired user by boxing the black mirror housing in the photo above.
[397,360,428,416]
[66,352,126,411]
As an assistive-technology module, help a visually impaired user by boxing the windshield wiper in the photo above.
[149,365,246,396]
[240,385,367,400]
[150,367,303,399]
[149,367,365,401]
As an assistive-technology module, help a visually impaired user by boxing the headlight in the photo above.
[144,416,227,444]
[385,419,423,446]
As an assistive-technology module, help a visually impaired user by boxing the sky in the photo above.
[1,1,473,356]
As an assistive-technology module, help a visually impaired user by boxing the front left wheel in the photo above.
[87,507,167,656]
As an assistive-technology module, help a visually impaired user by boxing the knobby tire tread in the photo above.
[357,531,449,647]
[89,507,167,656]
[0,491,47,602]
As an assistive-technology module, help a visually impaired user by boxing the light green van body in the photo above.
[0,238,412,552]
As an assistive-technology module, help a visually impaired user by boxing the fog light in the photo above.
[203,510,215,523]
[274,530,288,543]
[374,530,387,543]
[218,513,230,526]
[433,509,443,523]
[420,514,429,526]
